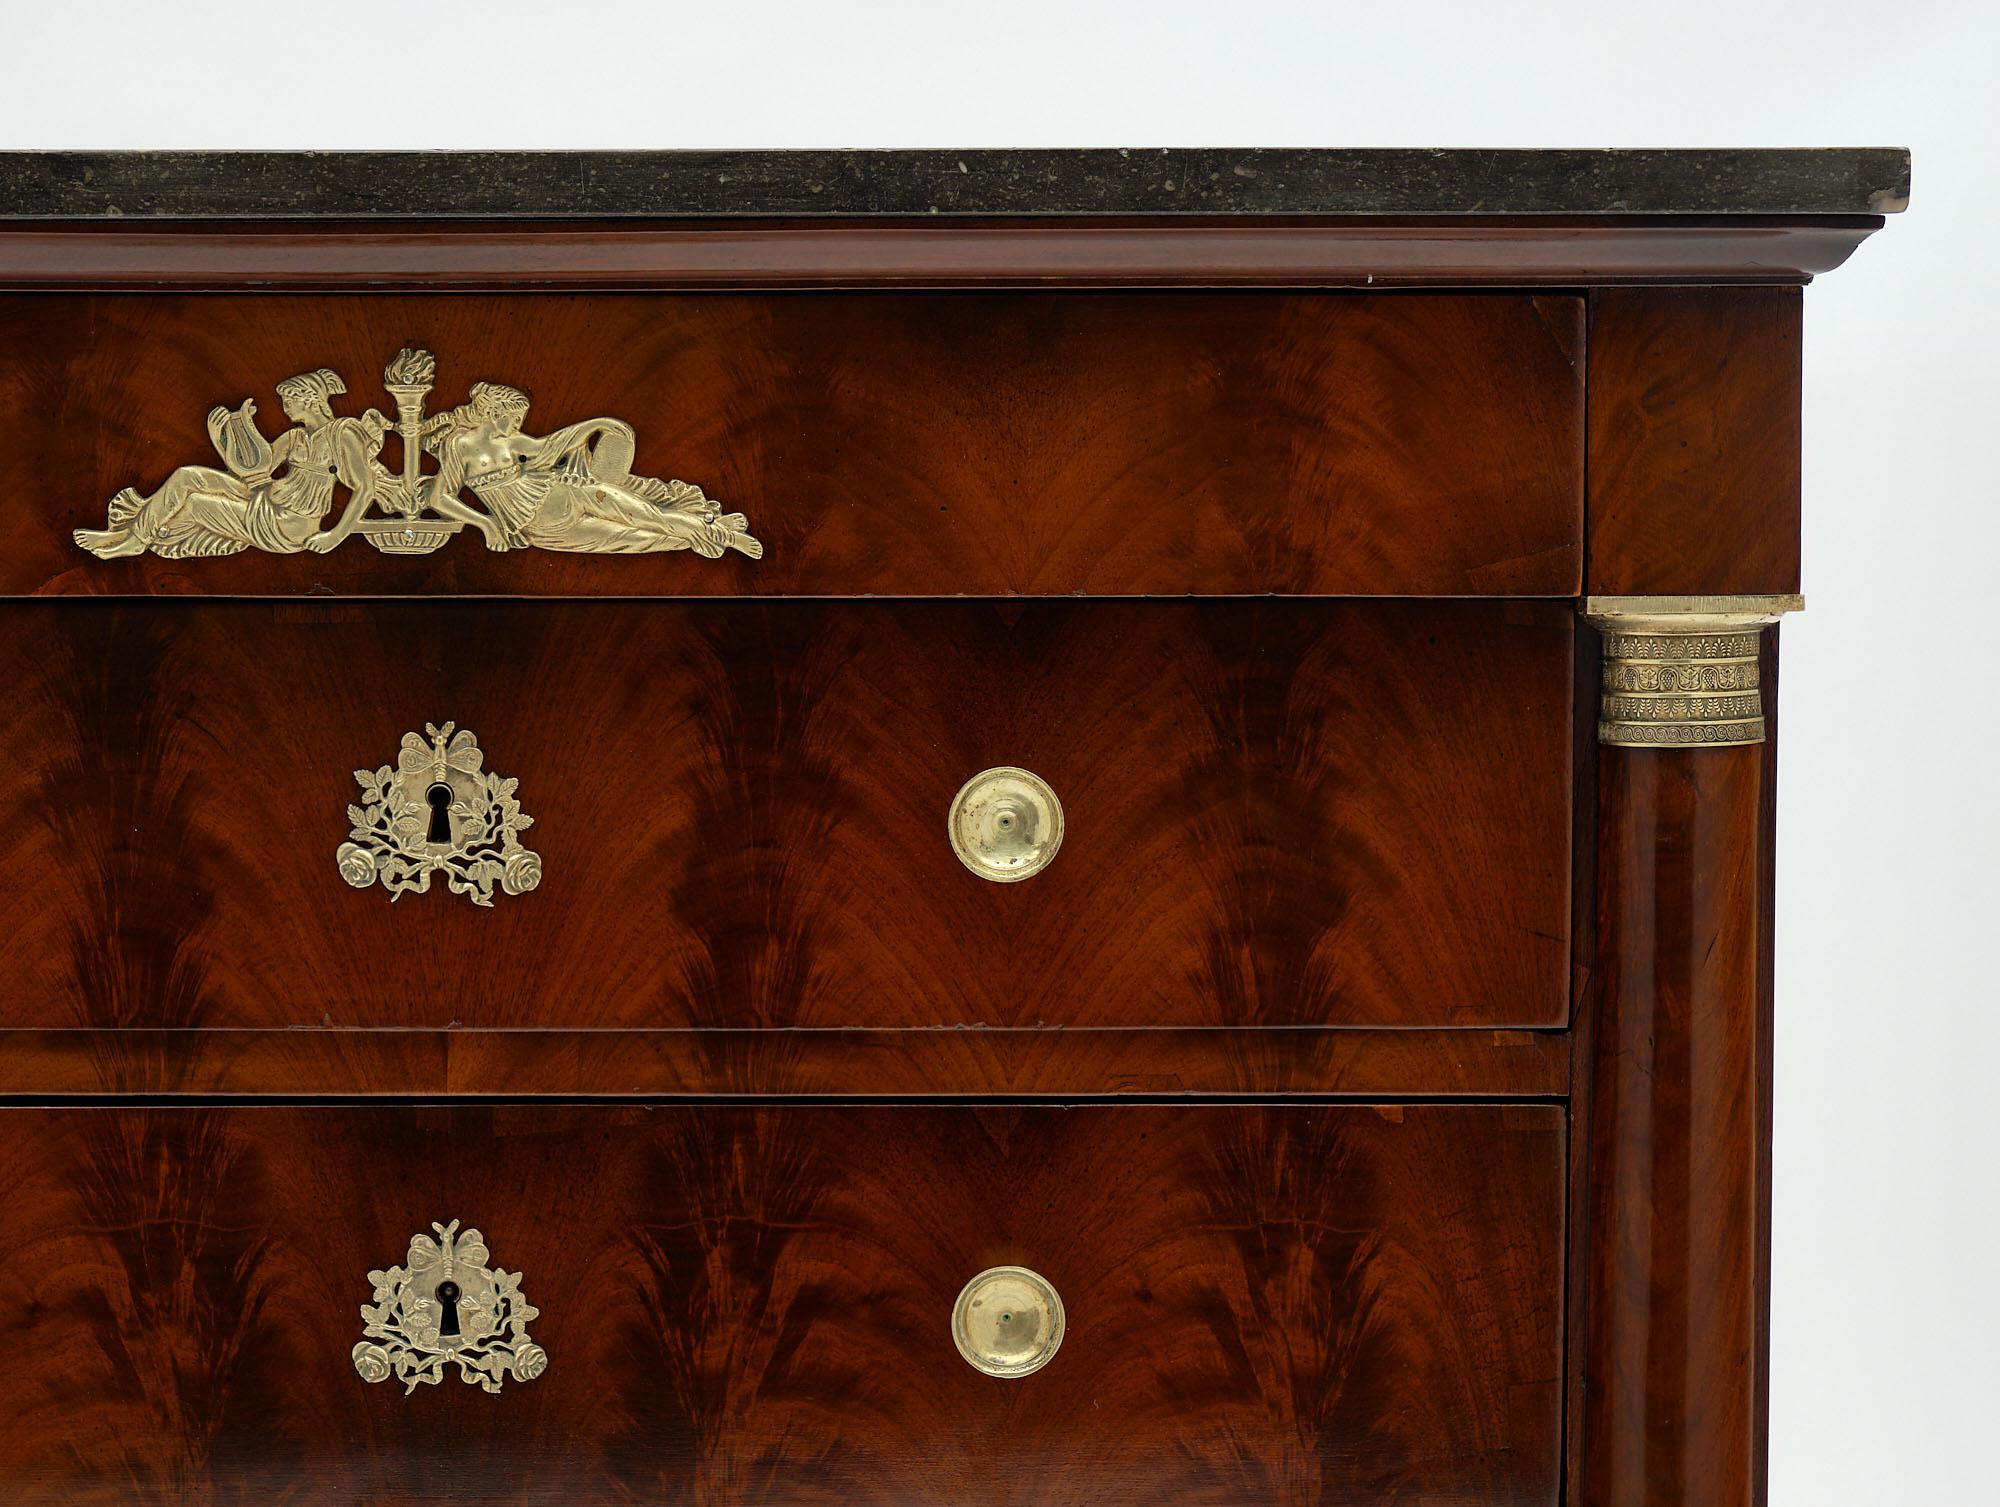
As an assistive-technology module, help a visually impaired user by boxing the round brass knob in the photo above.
[951,1265,1065,1378]
[947,767,1064,883]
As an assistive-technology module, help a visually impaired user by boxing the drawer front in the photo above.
[0,599,1572,1030]
[0,1104,1564,1505]
[2,291,1582,597]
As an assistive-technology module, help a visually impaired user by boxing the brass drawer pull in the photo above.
[948,767,1064,883]
[74,345,761,563]
[354,1220,546,1394]
[951,1265,1065,1378]
[338,722,541,907]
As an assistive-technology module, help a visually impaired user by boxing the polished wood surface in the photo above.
[0,166,1874,1505]
[0,1104,1566,1506]
[0,1026,1569,1098]
[1586,288,1802,596]
[1562,622,1604,1500]
[1579,693,1774,1507]
[0,599,1574,1032]
[0,291,1582,598]
[0,218,1882,290]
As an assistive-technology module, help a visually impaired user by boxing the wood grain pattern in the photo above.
[1579,716,1773,1506]
[1562,620,1604,1500]
[0,599,1573,1032]
[0,1104,1565,1506]
[0,219,1881,290]
[0,291,1582,597]
[1586,288,1802,595]
[0,1026,1570,1098]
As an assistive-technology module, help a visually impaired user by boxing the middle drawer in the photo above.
[0,599,1572,1030]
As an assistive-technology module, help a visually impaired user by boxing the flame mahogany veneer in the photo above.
[0,599,1573,1033]
[0,290,1584,598]
[0,1104,1565,1505]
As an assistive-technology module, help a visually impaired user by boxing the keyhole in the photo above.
[436,1280,462,1339]
[425,782,454,844]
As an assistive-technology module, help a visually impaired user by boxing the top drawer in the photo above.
[4,292,1582,597]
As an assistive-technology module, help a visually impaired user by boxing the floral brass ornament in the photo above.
[74,346,762,561]
[338,722,541,907]
[354,1220,546,1394]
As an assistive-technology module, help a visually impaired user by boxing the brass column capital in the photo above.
[1584,594,1803,748]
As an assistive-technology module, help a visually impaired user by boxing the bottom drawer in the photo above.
[0,1105,1563,1505]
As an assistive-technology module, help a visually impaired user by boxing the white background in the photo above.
[3,2,1993,1501]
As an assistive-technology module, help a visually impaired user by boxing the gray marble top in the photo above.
[0,149,1909,221]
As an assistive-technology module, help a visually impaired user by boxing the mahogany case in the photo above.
[0,148,1905,1507]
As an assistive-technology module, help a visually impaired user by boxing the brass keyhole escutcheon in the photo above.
[354,1219,547,1393]
[952,1266,1065,1378]
[338,723,542,907]
[948,767,1064,884]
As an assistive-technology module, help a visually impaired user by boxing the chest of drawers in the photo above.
[0,148,1905,1506]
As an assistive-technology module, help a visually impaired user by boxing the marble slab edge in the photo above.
[0,147,1911,221]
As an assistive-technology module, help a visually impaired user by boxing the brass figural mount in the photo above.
[75,347,763,562]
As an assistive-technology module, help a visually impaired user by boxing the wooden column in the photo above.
[1580,596,1796,1507]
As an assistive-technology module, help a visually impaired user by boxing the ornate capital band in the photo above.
[1584,595,1803,748]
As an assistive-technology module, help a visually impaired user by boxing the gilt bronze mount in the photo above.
[951,1266,1065,1379]
[1585,595,1803,748]
[75,346,762,563]
[354,1220,546,1394]
[338,722,541,907]
[948,767,1065,883]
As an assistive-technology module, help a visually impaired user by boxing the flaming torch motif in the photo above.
[382,346,436,513]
